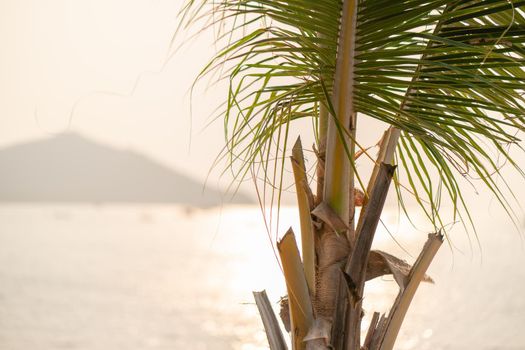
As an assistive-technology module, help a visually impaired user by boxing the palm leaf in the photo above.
[181,0,525,232]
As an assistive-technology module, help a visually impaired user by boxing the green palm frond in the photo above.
[182,0,525,231]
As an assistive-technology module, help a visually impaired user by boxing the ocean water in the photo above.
[0,204,524,350]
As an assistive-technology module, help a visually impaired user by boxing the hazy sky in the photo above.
[2,0,525,212]
[0,0,231,184]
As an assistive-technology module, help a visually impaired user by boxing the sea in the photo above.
[0,204,524,350]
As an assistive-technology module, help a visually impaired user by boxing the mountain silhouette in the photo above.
[0,133,251,206]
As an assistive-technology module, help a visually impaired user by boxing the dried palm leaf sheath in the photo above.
[253,290,288,350]
[278,229,314,350]
[291,137,316,295]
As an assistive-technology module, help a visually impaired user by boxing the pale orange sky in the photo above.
[0,0,340,206]
[0,1,227,182]
[1,0,524,212]
[0,0,331,203]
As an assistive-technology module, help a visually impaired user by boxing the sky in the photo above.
[0,0,360,204]
[2,0,525,213]
[0,0,232,187]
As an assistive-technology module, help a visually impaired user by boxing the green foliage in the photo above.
[182,0,525,231]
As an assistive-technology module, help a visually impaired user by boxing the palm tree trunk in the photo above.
[181,1,525,349]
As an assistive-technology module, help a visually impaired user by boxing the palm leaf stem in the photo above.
[323,0,358,227]
[344,163,396,350]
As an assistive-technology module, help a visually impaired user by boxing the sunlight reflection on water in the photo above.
[0,204,524,349]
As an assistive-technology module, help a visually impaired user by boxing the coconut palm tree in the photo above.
[180,1,525,349]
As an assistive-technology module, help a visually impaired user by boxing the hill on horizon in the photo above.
[0,133,252,207]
